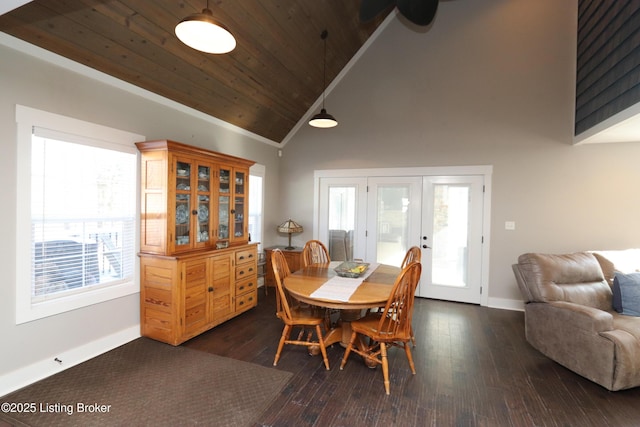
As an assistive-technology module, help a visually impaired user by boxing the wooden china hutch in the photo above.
[136,140,257,345]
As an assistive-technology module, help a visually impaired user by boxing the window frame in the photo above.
[15,105,144,324]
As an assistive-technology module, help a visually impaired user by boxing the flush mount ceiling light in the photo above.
[309,30,338,128]
[175,1,236,54]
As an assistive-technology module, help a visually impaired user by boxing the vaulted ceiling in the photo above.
[0,1,392,143]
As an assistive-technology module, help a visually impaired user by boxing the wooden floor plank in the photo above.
[183,291,640,427]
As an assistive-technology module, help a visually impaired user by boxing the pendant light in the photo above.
[175,0,236,54]
[309,30,338,128]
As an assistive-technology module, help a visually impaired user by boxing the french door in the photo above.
[316,168,488,305]
[419,176,484,303]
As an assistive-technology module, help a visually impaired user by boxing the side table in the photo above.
[264,246,303,294]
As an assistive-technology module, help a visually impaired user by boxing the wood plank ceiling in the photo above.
[0,0,391,143]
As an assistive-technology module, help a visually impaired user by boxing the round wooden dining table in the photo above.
[284,262,400,348]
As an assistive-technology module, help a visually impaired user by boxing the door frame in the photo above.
[313,165,492,307]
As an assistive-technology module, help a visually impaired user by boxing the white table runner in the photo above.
[309,263,380,302]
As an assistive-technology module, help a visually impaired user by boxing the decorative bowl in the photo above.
[334,261,370,278]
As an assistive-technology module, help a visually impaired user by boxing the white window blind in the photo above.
[30,128,137,302]
[15,105,143,323]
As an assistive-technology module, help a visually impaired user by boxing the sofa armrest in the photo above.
[546,301,613,333]
[525,302,617,390]
[599,329,640,390]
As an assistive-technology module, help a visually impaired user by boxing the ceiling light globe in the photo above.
[175,9,236,54]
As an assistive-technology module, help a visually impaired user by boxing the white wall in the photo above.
[0,38,280,394]
[2,0,640,394]
[280,0,640,307]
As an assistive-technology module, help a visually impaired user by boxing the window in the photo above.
[16,105,143,323]
[248,164,265,252]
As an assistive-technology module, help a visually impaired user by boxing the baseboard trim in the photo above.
[0,326,140,397]
[488,297,524,312]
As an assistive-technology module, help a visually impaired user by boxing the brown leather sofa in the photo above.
[513,251,640,391]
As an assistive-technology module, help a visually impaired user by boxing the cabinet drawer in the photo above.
[235,277,257,296]
[235,289,257,311]
[235,248,256,265]
[235,262,257,280]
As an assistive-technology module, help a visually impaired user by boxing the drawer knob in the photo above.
[208,287,214,292]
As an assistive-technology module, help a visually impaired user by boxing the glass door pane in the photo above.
[196,164,210,244]
[233,171,245,240]
[318,177,367,262]
[217,167,231,246]
[175,161,191,247]
[432,184,469,287]
[366,177,422,266]
[327,186,355,261]
[233,196,245,239]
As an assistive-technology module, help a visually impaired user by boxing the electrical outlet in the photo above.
[505,221,516,230]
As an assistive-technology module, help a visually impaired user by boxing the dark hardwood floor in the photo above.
[184,288,640,427]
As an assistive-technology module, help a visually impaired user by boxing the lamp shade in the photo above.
[175,8,236,54]
[309,109,338,128]
[277,219,304,234]
[278,219,303,249]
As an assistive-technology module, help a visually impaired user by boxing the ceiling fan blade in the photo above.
[360,0,396,23]
[396,0,439,26]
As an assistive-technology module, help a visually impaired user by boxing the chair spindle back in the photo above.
[271,249,294,322]
[302,240,330,267]
[401,246,422,269]
[377,262,422,339]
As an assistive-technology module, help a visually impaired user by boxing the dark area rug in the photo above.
[0,338,292,427]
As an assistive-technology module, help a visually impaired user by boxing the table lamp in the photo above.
[277,219,303,250]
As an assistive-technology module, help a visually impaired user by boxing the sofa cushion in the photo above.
[613,272,640,316]
[593,249,640,286]
[517,252,611,310]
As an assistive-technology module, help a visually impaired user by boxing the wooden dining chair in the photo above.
[339,262,422,395]
[302,240,330,267]
[401,245,421,346]
[401,245,422,268]
[302,239,338,327]
[271,249,330,370]
[368,246,422,346]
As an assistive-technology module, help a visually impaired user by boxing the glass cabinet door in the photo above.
[217,167,231,247]
[233,171,246,240]
[195,164,211,247]
[175,161,191,248]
